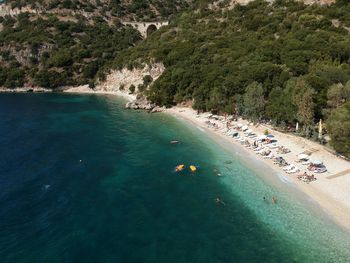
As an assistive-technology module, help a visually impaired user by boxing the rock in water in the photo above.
[125,96,164,113]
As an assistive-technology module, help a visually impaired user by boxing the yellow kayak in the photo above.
[189,165,197,172]
[175,164,185,172]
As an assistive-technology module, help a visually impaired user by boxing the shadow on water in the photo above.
[0,93,348,263]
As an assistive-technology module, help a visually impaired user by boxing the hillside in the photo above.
[0,0,215,89]
[2,0,207,21]
[0,0,349,156]
[113,0,350,156]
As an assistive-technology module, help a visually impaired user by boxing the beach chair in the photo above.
[268,144,278,149]
[264,153,273,159]
[287,167,300,174]
[283,164,295,171]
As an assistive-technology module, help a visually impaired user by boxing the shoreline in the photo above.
[2,88,350,232]
[166,106,350,233]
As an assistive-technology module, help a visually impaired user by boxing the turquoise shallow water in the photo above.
[0,93,349,262]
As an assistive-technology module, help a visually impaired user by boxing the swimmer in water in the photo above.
[272,196,277,204]
[215,197,226,206]
[213,169,222,176]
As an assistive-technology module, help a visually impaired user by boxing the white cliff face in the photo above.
[208,0,335,9]
[95,63,165,93]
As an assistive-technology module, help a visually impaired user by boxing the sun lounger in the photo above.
[264,153,274,159]
[314,167,327,173]
[287,167,300,174]
[268,144,278,149]
[254,146,263,152]
[283,164,295,171]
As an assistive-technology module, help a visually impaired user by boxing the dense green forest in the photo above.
[114,0,350,157]
[0,0,212,88]
[0,13,142,88]
[0,0,349,156]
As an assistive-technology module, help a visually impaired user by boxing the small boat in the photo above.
[189,165,197,172]
[170,140,180,144]
[175,164,185,172]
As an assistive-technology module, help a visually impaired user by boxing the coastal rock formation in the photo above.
[95,63,165,94]
[125,96,165,112]
[0,87,51,93]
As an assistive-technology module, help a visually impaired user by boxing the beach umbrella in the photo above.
[298,154,309,160]
[311,159,323,165]
[237,123,243,127]
[296,122,299,132]
[242,125,248,131]
[318,119,323,139]
[245,129,253,134]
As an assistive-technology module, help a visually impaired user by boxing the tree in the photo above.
[326,101,350,157]
[4,68,25,88]
[292,78,316,128]
[143,75,153,87]
[129,84,135,94]
[327,81,350,109]
[265,86,297,124]
[83,61,99,79]
[48,50,73,67]
[243,82,265,121]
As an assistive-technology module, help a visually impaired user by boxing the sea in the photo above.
[0,93,349,263]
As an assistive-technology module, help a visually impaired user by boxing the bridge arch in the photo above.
[121,21,168,38]
[146,24,158,36]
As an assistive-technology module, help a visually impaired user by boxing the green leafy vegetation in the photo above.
[4,0,210,21]
[0,13,142,88]
[326,101,350,157]
[114,0,350,156]
[0,0,349,156]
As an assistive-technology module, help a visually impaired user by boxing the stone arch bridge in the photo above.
[0,4,168,38]
[121,21,169,38]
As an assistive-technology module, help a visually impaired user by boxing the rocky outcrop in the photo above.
[208,0,335,8]
[0,87,51,93]
[125,95,165,113]
[95,63,165,94]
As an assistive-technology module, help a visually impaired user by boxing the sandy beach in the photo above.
[63,85,136,101]
[166,107,350,232]
[63,88,350,231]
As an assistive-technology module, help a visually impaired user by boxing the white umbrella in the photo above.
[242,125,248,131]
[311,159,323,165]
[318,119,323,139]
[237,123,243,127]
[298,154,309,160]
[245,129,253,134]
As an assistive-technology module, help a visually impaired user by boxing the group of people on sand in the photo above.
[204,115,321,184]
[298,172,316,183]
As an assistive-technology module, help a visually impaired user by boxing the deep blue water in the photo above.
[0,93,349,263]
